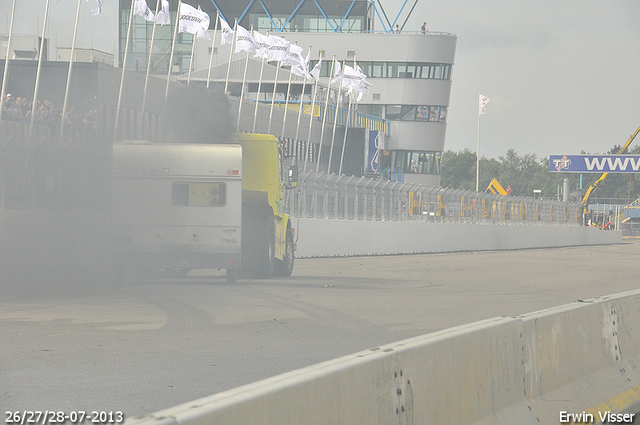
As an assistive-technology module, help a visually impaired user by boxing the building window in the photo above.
[385,105,401,121]
[309,61,452,80]
[372,105,447,122]
[393,151,442,174]
[416,106,429,121]
[401,106,416,121]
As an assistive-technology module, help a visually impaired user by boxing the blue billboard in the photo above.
[549,155,640,173]
[366,130,381,174]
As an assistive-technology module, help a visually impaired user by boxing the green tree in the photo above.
[439,147,640,201]
[440,149,476,190]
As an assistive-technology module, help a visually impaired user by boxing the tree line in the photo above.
[440,146,640,203]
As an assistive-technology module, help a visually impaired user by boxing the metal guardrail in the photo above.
[285,170,583,226]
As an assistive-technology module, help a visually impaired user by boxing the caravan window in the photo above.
[172,182,227,207]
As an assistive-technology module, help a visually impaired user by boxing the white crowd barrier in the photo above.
[294,217,621,258]
[127,289,640,425]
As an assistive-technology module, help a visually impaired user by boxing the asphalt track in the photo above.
[2,241,639,419]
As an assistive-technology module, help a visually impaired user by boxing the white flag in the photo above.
[252,32,289,62]
[266,36,290,62]
[219,17,233,45]
[178,3,211,40]
[134,0,156,23]
[479,93,490,116]
[290,50,311,80]
[88,0,103,15]
[331,58,342,85]
[154,0,170,26]
[235,25,258,54]
[310,56,322,81]
[342,64,368,101]
[252,31,271,59]
[282,43,303,68]
[353,63,371,101]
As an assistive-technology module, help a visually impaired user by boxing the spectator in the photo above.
[393,25,400,34]
[421,22,427,34]
[2,93,21,118]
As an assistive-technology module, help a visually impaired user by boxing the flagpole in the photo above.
[187,7,201,85]
[279,66,294,140]
[58,0,83,140]
[251,31,268,133]
[328,60,345,174]
[206,12,220,89]
[224,19,237,94]
[187,37,196,84]
[29,0,53,138]
[252,56,266,133]
[267,58,281,135]
[164,0,181,100]
[293,46,310,156]
[114,0,137,143]
[304,54,321,173]
[339,92,353,176]
[0,0,17,123]
[476,92,481,192]
[140,0,161,138]
[339,54,357,175]
[236,26,253,132]
[280,42,297,141]
[316,55,335,173]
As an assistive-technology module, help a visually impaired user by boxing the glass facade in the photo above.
[311,60,452,80]
[119,0,374,70]
[119,5,192,73]
[392,151,442,175]
[359,105,447,122]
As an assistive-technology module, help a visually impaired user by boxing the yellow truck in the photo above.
[111,133,297,283]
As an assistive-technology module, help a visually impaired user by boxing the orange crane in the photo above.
[581,124,640,216]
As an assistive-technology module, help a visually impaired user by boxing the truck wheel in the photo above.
[226,268,238,284]
[275,227,294,277]
[255,218,275,279]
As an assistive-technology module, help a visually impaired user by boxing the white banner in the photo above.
[252,31,270,59]
[331,58,342,85]
[134,0,156,23]
[88,0,103,16]
[266,36,290,62]
[479,93,490,116]
[291,51,311,80]
[342,64,370,102]
[282,43,304,68]
[178,3,211,40]
[154,0,170,26]
[253,32,290,62]
[235,25,258,54]
[219,17,233,45]
[310,56,322,81]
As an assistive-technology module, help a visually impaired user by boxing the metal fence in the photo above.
[285,171,583,226]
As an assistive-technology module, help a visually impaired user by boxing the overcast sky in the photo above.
[392,0,640,160]
[2,0,639,160]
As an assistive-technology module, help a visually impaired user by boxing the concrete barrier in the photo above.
[294,218,621,258]
[127,289,640,425]
[0,211,620,286]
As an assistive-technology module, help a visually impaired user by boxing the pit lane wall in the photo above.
[127,289,640,425]
[0,211,620,286]
[294,218,621,257]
